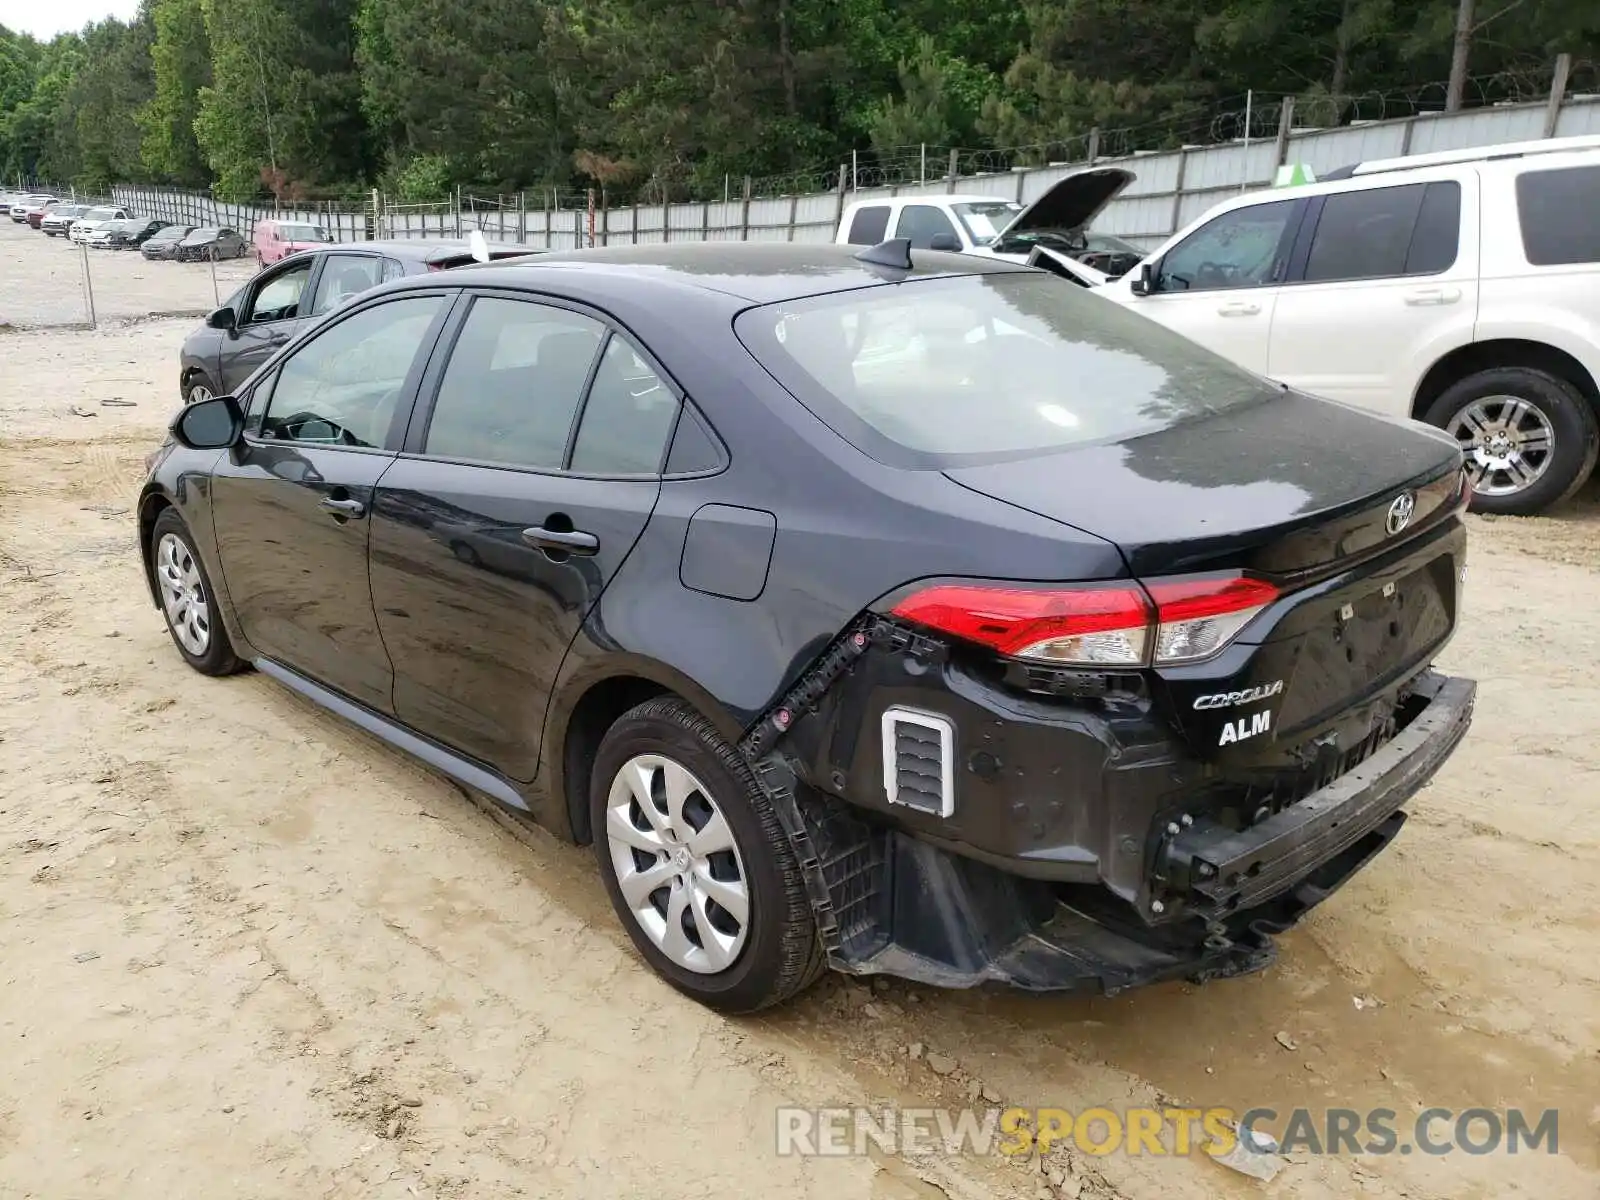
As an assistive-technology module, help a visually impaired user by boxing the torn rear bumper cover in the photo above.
[756,670,1475,994]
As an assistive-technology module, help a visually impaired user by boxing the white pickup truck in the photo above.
[834,167,1142,278]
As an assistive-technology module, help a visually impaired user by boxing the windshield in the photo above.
[950,200,1022,247]
[86,207,118,221]
[280,223,332,242]
[735,273,1278,467]
[184,229,218,242]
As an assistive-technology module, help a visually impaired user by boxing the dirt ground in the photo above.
[0,222,255,330]
[1,218,1597,1200]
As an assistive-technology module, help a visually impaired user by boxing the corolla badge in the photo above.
[1386,492,1416,536]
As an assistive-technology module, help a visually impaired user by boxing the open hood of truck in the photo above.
[1006,167,1135,237]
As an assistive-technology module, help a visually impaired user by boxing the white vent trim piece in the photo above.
[881,705,955,818]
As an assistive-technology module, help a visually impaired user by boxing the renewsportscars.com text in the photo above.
[775,1105,1560,1158]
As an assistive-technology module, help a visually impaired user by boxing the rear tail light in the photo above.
[890,574,1279,668]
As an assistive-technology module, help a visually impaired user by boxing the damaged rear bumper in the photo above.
[750,660,1475,994]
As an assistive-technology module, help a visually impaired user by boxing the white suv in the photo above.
[1034,134,1600,515]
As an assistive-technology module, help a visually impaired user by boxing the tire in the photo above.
[1422,366,1600,517]
[182,370,219,406]
[590,697,825,1012]
[149,509,245,677]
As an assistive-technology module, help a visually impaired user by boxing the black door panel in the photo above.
[369,461,660,780]
[211,443,398,710]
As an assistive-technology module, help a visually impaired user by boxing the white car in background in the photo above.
[836,168,1143,277]
[1024,134,1600,516]
[69,205,134,246]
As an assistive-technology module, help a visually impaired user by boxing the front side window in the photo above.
[258,296,444,448]
[736,273,1279,467]
[245,259,314,324]
[896,204,961,249]
[423,298,604,469]
[569,335,680,474]
[1158,200,1297,292]
[310,255,385,316]
[1516,164,1600,266]
[846,205,891,245]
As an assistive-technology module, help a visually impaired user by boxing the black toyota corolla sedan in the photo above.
[137,242,1475,1012]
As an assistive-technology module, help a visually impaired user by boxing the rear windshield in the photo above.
[280,223,331,242]
[735,272,1279,467]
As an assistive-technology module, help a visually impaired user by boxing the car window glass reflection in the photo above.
[247,260,314,324]
[258,297,443,448]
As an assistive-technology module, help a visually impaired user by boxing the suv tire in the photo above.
[1423,366,1599,516]
[150,509,245,676]
[590,697,825,1012]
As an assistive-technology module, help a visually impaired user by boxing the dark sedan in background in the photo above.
[141,225,195,260]
[105,218,175,249]
[140,241,1475,1013]
[175,227,247,261]
[177,237,543,403]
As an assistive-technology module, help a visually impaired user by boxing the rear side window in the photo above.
[895,204,960,249]
[846,205,890,245]
[423,297,603,469]
[1302,183,1460,282]
[569,335,680,475]
[309,254,385,316]
[1516,165,1600,266]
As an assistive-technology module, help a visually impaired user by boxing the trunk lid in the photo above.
[946,394,1467,766]
[944,391,1463,578]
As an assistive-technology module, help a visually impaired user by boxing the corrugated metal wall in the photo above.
[112,95,1600,253]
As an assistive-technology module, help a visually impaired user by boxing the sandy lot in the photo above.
[1,219,1597,1200]
[0,221,255,330]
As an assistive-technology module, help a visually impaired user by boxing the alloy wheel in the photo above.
[187,381,213,405]
[1448,394,1555,497]
[156,532,211,656]
[604,753,751,974]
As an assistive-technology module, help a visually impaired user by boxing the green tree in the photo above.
[139,0,211,184]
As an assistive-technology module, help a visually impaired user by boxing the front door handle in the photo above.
[1216,300,1261,317]
[522,525,599,555]
[319,496,366,519]
[266,333,289,346]
[1403,286,1461,306]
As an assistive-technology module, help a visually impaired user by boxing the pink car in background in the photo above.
[253,217,335,265]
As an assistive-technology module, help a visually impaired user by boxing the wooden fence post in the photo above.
[945,149,958,193]
[740,176,752,241]
[1544,53,1573,138]
[1272,96,1296,167]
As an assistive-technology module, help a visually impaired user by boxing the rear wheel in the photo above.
[150,509,244,676]
[590,697,825,1012]
[1423,366,1599,516]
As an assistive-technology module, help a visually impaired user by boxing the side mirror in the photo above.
[1131,261,1157,296]
[928,232,963,252]
[206,305,236,330]
[172,395,243,449]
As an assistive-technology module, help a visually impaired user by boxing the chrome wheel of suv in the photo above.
[1447,395,1555,497]
[604,753,751,974]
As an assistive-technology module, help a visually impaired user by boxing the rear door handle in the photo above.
[1403,286,1461,306]
[1216,301,1261,316]
[522,525,599,555]
[319,496,366,519]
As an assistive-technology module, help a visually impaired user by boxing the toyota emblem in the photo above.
[1386,492,1416,535]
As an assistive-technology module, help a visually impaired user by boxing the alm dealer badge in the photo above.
[1194,680,1285,746]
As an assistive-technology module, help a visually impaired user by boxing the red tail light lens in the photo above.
[891,583,1153,665]
[890,574,1279,668]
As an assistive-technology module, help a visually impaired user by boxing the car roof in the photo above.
[435,241,1028,304]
